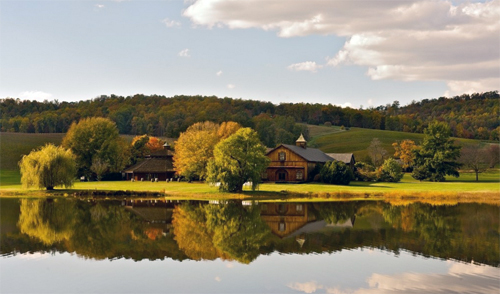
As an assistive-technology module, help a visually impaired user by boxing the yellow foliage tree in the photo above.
[393,139,418,170]
[173,121,241,180]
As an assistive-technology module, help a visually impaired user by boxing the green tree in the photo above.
[207,128,270,192]
[319,161,354,185]
[411,122,461,182]
[377,158,404,182]
[19,144,76,190]
[62,117,129,178]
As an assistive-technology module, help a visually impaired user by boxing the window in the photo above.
[296,204,303,212]
[279,222,286,232]
[279,152,286,161]
[296,170,303,180]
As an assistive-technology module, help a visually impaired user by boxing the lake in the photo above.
[1,198,499,293]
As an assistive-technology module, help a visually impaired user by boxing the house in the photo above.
[259,202,316,238]
[124,143,175,181]
[264,134,355,182]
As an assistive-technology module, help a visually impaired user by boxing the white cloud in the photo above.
[95,4,105,9]
[178,48,190,57]
[161,18,181,28]
[216,70,223,76]
[227,84,235,89]
[184,0,500,94]
[287,61,322,73]
[214,276,221,282]
[19,91,53,101]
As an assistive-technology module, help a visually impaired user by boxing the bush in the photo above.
[354,162,377,181]
[319,161,353,185]
[377,158,403,182]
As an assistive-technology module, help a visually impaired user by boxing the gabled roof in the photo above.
[149,148,174,157]
[124,158,174,173]
[268,144,333,163]
[326,153,355,164]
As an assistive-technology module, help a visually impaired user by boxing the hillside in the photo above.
[1,91,498,141]
[307,126,485,162]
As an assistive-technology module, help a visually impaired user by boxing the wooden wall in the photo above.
[266,146,308,182]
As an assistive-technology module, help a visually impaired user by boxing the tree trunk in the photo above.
[475,171,479,182]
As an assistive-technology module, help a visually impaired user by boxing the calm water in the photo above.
[1,198,499,293]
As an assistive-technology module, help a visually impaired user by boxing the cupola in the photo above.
[296,134,307,149]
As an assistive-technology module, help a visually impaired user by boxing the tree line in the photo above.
[1,91,498,141]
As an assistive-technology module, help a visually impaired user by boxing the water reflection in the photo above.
[1,198,499,267]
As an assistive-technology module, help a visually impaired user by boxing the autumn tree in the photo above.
[206,128,270,193]
[393,139,417,170]
[173,121,241,180]
[368,138,387,167]
[19,144,76,190]
[412,122,461,182]
[130,135,165,164]
[62,117,130,178]
[459,145,489,181]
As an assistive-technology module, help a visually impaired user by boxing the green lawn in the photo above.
[2,170,498,197]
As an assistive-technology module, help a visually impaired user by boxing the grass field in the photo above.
[308,127,489,161]
[1,169,498,201]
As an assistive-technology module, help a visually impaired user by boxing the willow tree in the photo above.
[207,128,269,193]
[19,144,76,190]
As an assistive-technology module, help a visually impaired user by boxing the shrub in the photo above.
[319,161,353,185]
[377,158,404,182]
[354,161,377,181]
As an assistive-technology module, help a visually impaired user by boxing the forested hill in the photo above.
[1,91,499,144]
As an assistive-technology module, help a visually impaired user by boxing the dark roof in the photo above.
[326,153,355,164]
[125,207,173,222]
[149,148,174,158]
[278,144,334,163]
[124,158,174,173]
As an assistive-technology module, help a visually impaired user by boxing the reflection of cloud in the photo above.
[225,262,234,268]
[215,276,221,282]
[17,252,50,260]
[287,263,500,294]
[288,281,323,293]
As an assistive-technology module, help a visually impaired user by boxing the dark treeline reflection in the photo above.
[1,198,498,266]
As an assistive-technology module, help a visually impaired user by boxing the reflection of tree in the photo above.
[18,199,76,245]
[383,203,460,253]
[204,202,271,264]
[314,202,357,224]
[172,203,228,261]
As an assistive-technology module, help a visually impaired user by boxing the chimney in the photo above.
[296,134,307,149]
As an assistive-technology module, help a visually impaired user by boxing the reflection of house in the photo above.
[260,203,316,238]
[123,199,175,239]
[264,135,355,182]
[123,144,175,181]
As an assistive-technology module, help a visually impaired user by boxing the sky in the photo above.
[1,0,498,108]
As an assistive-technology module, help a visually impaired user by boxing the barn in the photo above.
[264,134,355,183]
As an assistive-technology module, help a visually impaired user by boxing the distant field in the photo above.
[0,132,65,171]
[308,127,488,162]
[0,132,175,173]
[301,124,345,138]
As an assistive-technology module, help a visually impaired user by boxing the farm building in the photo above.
[123,144,175,181]
[264,134,355,182]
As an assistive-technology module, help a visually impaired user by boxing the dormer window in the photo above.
[279,152,286,161]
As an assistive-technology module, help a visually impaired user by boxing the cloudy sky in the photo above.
[1,0,498,108]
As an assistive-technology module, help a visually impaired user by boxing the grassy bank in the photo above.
[2,170,498,203]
